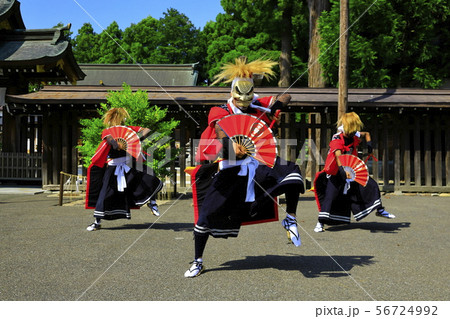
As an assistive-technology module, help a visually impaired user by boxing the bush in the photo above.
[78,83,179,178]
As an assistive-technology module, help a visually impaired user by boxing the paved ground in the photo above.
[0,187,449,303]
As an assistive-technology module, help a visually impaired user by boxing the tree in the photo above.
[72,9,206,71]
[278,0,294,87]
[78,84,179,178]
[121,17,162,64]
[154,8,203,64]
[96,21,124,64]
[205,0,309,87]
[318,0,450,88]
[308,0,330,87]
[72,23,101,63]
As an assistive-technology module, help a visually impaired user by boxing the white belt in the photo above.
[219,157,259,202]
[108,157,131,192]
[343,179,352,194]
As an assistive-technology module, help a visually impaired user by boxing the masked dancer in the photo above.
[184,57,305,278]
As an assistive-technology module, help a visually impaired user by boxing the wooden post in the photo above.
[59,171,64,206]
[338,0,349,119]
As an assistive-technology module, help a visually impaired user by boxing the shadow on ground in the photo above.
[206,254,375,278]
[102,221,194,232]
[325,222,410,233]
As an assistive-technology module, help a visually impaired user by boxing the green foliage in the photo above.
[78,116,104,166]
[72,1,308,86]
[121,17,161,64]
[412,68,441,89]
[318,0,450,88]
[72,23,101,63]
[73,9,205,70]
[28,83,43,92]
[71,1,449,89]
[96,21,124,63]
[78,84,179,178]
[205,0,309,86]
[155,8,203,64]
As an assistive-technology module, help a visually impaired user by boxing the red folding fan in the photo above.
[339,154,369,186]
[102,125,141,159]
[217,114,277,168]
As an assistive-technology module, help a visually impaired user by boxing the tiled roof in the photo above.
[6,86,450,113]
[77,63,199,86]
[0,0,25,29]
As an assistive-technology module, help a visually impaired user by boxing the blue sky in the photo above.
[19,0,224,34]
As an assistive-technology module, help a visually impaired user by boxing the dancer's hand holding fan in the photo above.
[102,125,142,159]
[217,114,277,168]
[339,154,369,186]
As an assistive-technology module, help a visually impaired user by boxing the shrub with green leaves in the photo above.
[78,83,179,178]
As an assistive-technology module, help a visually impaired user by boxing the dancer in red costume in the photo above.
[85,108,163,231]
[313,112,395,233]
[184,57,305,278]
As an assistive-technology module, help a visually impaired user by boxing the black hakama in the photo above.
[192,157,304,238]
[86,157,163,221]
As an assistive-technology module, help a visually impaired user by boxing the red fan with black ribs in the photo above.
[102,125,141,159]
[339,154,369,186]
[217,114,277,168]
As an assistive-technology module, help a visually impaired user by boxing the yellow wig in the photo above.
[103,107,129,127]
[337,112,364,135]
[211,56,277,85]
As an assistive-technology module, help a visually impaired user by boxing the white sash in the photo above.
[108,157,131,192]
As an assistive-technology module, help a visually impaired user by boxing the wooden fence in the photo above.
[283,112,450,192]
[0,152,42,181]
[175,111,450,193]
[1,111,449,193]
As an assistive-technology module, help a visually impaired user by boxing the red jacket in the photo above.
[323,132,360,175]
[195,97,274,162]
